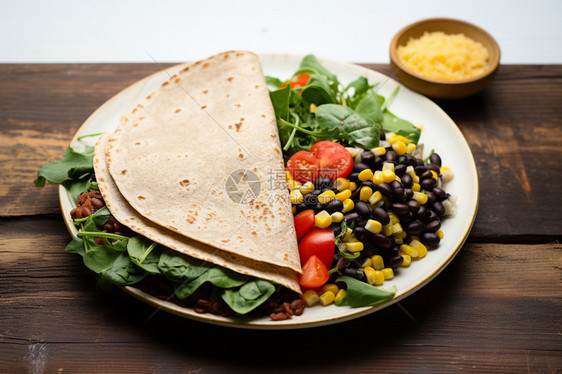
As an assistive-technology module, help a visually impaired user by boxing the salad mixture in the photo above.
[35,54,456,322]
[267,55,456,308]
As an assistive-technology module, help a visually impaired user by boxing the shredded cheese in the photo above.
[397,31,489,81]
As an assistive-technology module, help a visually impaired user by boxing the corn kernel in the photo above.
[441,168,455,184]
[349,181,358,191]
[383,223,394,236]
[381,268,394,280]
[373,270,385,285]
[401,254,412,267]
[286,171,293,181]
[392,140,408,156]
[382,162,395,172]
[365,219,382,234]
[400,244,418,258]
[412,191,428,204]
[387,134,398,145]
[334,177,350,191]
[372,147,386,157]
[319,291,335,306]
[315,210,333,228]
[300,181,314,195]
[346,241,364,253]
[303,289,319,306]
[318,190,336,204]
[287,179,302,191]
[290,190,303,204]
[372,170,384,184]
[361,258,373,268]
[394,230,407,239]
[309,103,317,113]
[416,124,425,131]
[430,170,439,179]
[392,222,404,235]
[335,189,351,202]
[359,186,373,202]
[394,237,403,244]
[412,183,421,192]
[436,229,444,239]
[368,191,383,206]
[334,289,347,303]
[406,143,417,154]
[388,212,399,225]
[322,284,339,295]
[331,211,344,223]
[358,168,374,181]
[371,255,384,270]
[406,166,420,183]
[382,170,396,183]
[410,239,427,258]
[342,228,353,241]
[396,135,410,144]
[363,267,377,285]
[342,198,354,213]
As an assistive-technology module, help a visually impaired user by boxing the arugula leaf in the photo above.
[221,279,276,314]
[269,85,292,122]
[298,54,338,83]
[265,75,283,88]
[334,275,396,307]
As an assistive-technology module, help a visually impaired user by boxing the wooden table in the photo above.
[1,63,560,373]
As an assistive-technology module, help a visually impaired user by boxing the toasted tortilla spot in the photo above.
[226,94,230,98]
[175,109,181,113]
[181,66,190,73]
[120,169,127,175]
[202,90,208,94]
[133,123,139,127]
[146,94,152,100]
[228,125,233,130]
[202,62,210,68]
[273,147,280,154]
[240,117,245,121]
[235,122,242,131]
[201,105,207,109]
[261,114,266,118]
[255,85,260,89]
[179,179,190,187]
[174,78,181,83]
[235,52,244,56]
[238,153,244,159]
[139,116,145,121]
[227,77,234,82]
[138,196,146,200]
[234,104,241,108]
[251,231,257,236]
[162,81,169,87]
[99,177,105,182]
[135,142,141,146]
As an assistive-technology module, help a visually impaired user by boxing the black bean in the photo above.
[397,211,413,223]
[432,187,447,200]
[394,164,407,176]
[354,227,374,242]
[372,234,392,250]
[355,218,368,227]
[310,190,322,196]
[425,219,441,233]
[420,170,433,180]
[295,203,308,214]
[432,201,446,217]
[397,155,407,165]
[405,220,425,235]
[353,162,370,173]
[324,198,344,214]
[349,188,361,201]
[377,182,392,197]
[391,203,409,215]
[401,173,413,188]
[407,199,420,212]
[347,172,360,182]
[362,242,378,257]
[415,158,424,167]
[304,193,319,208]
[390,180,403,190]
[315,177,333,190]
[355,201,371,219]
[426,163,440,174]
[372,156,384,170]
[426,210,439,222]
[385,150,397,163]
[372,207,390,225]
[391,183,404,200]
[429,153,442,167]
[416,205,428,219]
[380,132,386,140]
[313,203,325,214]
[344,212,359,222]
[403,188,414,201]
[360,180,376,191]
[414,165,427,175]
[361,151,376,167]
[344,267,360,277]
[386,255,404,269]
[404,154,417,166]
[336,256,349,271]
[421,178,437,190]
[421,232,440,246]
[332,222,343,237]
[425,191,437,205]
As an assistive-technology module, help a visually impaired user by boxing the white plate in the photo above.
[60,54,478,329]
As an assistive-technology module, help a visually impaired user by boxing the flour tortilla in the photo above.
[104,50,301,281]
[95,134,301,293]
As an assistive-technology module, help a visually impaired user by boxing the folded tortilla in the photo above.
[98,51,301,292]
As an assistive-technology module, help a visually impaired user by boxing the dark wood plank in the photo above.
[1,63,561,239]
[1,217,560,373]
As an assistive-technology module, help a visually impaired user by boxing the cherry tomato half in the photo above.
[299,255,330,289]
[294,209,316,240]
[298,227,335,269]
[287,141,354,182]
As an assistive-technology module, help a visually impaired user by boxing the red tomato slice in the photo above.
[294,209,316,240]
[299,255,330,289]
[298,227,335,269]
[310,141,354,180]
[287,150,319,182]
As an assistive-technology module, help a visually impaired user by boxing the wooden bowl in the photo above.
[390,18,500,99]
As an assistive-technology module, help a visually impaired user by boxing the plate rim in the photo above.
[58,52,479,329]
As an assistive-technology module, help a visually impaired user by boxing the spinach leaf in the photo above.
[298,54,338,83]
[355,91,383,125]
[65,237,85,257]
[127,237,162,274]
[96,252,147,291]
[173,267,250,300]
[34,144,95,187]
[382,111,421,144]
[265,75,283,88]
[221,280,276,314]
[269,85,292,122]
[73,206,110,226]
[157,250,210,283]
[300,73,337,105]
[334,275,396,307]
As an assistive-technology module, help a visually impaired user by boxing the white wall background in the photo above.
[1,0,560,63]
